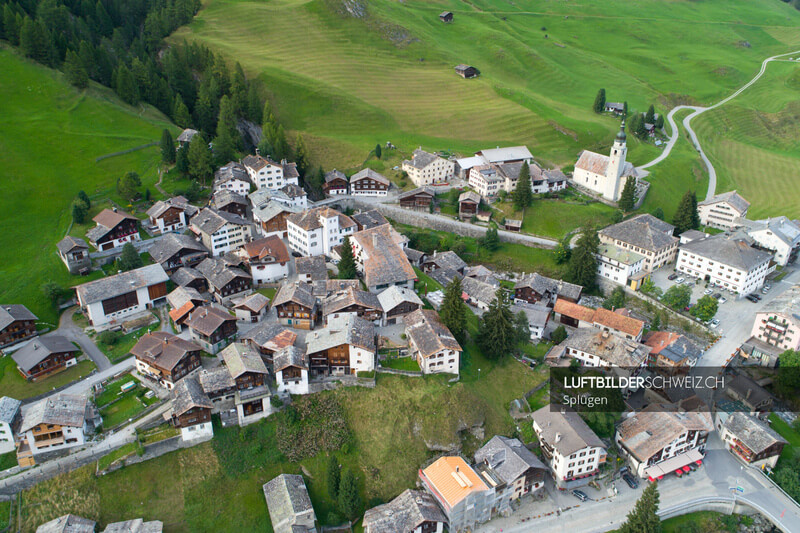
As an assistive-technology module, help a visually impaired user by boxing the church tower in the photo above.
[605,121,628,201]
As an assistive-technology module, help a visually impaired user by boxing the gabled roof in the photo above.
[75,264,168,305]
[351,210,389,230]
[35,514,96,533]
[167,286,208,311]
[241,322,297,351]
[177,129,198,143]
[280,183,306,199]
[532,405,604,456]
[263,474,316,533]
[214,162,249,186]
[643,331,702,364]
[404,149,440,170]
[592,307,644,338]
[698,190,750,214]
[362,489,446,533]
[398,187,434,201]
[172,376,212,416]
[0,304,37,331]
[294,256,328,281]
[514,273,582,301]
[196,257,251,291]
[220,342,268,378]
[350,168,390,186]
[93,208,137,230]
[575,150,610,176]
[377,285,423,312]
[131,331,202,371]
[420,457,488,507]
[56,236,89,254]
[242,154,280,172]
[191,208,250,235]
[476,146,533,163]
[352,225,416,289]
[148,234,208,265]
[102,518,164,533]
[404,309,461,358]
[474,435,547,484]
[0,396,21,425]
[251,199,301,223]
[146,196,198,219]
[617,405,712,461]
[234,292,270,313]
[306,314,375,353]
[679,234,772,272]
[212,189,248,210]
[21,394,87,433]
[561,328,650,366]
[324,169,347,184]
[722,412,787,454]
[287,207,354,232]
[553,299,595,323]
[460,276,497,305]
[459,191,481,204]
[170,266,205,287]
[310,279,361,298]
[273,283,316,309]
[12,335,80,372]
[425,250,467,272]
[184,305,236,336]
[198,366,235,395]
[600,214,677,252]
[322,287,382,317]
[282,160,299,180]
[512,302,551,328]
[274,345,308,372]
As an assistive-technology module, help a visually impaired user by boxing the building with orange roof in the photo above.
[643,331,702,369]
[553,300,644,341]
[553,299,595,328]
[419,456,494,533]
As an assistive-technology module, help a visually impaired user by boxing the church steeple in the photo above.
[615,120,627,144]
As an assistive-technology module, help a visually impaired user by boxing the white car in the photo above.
[719,297,727,304]
[676,277,685,284]
[704,288,713,295]
[710,319,721,329]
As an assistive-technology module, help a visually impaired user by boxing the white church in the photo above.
[573,122,639,202]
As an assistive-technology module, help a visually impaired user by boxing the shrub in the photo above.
[97,330,122,346]
[270,396,284,408]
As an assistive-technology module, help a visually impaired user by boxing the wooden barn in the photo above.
[454,64,479,79]
[439,11,453,23]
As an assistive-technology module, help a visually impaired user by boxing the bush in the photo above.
[270,396,284,408]
[97,330,122,346]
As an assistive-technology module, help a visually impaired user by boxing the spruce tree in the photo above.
[188,134,213,184]
[272,124,290,160]
[246,85,262,124]
[672,191,695,234]
[3,6,19,45]
[619,483,661,533]
[635,113,648,138]
[176,144,190,175]
[618,176,637,212]
[117,171,142,201]
[173,95,191,128]
[118,243,143,271]
[440,277,467,341]
[72,201,88,224]
[327,454,340,500]
[375,143,382,159]
[566,228,600,290]
[77,190,91,209]
[160,129,176,164]
[337,469,361,521]
[64,50,88,89]
[477,288,516,359]
[514,311,530,345]
[295,135,310,177]
[602,286,626,310]
[593,88,606,113]
[481,225,499,251]
[513,162,533,211]
[655,114,664,129]
[622,101,628,118]
[115,65,139,105]
[650,312,661,331]
[690,191,701,230]
[337,236,357,280]
[645,104,656,124]
[652,207,664,220]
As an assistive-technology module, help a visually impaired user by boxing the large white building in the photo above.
[573,123,638,202]
[599,214,679,272]
[596,243,646,288]
[18,394,89,461]
[404,309,461,375]
[738,216,800,267]
[213,162,251,197]
[677,233,773,295]
[286,207,356,257]
[75,264,169,327]
[697,191,750,230]
[190,208,253,257]
[749,284,800,352]
[241,154,299,190]
[468,164,511,197]
[0,397,21,454]
[402,149,454,187]
[532,406,607,488]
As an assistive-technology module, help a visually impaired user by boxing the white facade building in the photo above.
[274,346,310,395]
[404,309,461,375]
[18,394,89,459]
[286,207,356,257]
[596,243,645,286]
[573,123,637,202]
[740,216,800,267]
[191,208,253,257]
[677,234,773,295]
[213,162,251,197]
[697,191,750,230]
[402,149,454,187]
[241,154,299,190]
[0,397,21,455]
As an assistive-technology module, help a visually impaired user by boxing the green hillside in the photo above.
[693,60,800,218]
[171,0,800,174]
[0,48,176,324]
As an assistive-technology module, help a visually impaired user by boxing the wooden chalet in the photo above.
[148,233,209,273]
[421,250,467,275]
[11,335,80,380]
[458,191,480,219]
[170,267,208,293]
[504,219,522,232]
[377,285,423,325]
[513,272,583,307]
[439,11,453,22]
[196,257,252,303]
[0,304,37,348]
[167,286,209,330]
[322,286,383,325]
[131,332,203,389]
[212,189,248,217]
[350,169,390,195]
[184,305,238,355]
[398,187,434,211]
[305,314,376,377]
[220,342,269,391]
[168,377,213,435]
[240,322,298,363]
[455,64,479,79]
[145,195,197,235]
[323,169,349,196]
[273,283,317,329]
[56,236,90,275]
[86,208,140,251]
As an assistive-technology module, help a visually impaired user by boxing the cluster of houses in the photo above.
[33,514,163,533]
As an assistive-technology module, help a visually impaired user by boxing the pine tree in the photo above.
[602,286,626,310]
[672,190,695,234]
[375,143,382,159]
[20,18,50,63]
[514,311,530,345]
[188,134,213,184]
[655,114,664,129]
[650,312,661,331]
[337,236,357,280]
[593,88,606,113]
[216,95,240,148]
[551,325,568,344]
[513,161,533,211]
[173,95,191,128]
[337,469,361,521]
[117,171,142,201]
[246,84,262,124]
[635,113,648,138]
[160,129,176,164]
[440,277,467,341]
[618,176,637,212]
[272,124,290,160]
[327,454,340,500]
[115,65,139,105]
[64,50,88,89]
[652,207,664,220]
[481,225,499,251]
[619,483,661,533]
[3,6,19,45]
[176,144,190,175]
[72,201,88,224]
[566,228,600,289]
[77,190,91,209]
[295,135,310,178]
[690,191,701,230]
[645,104,656,124]
[117,243,143,271]
[477,288,516,359]
[622,101,628,118]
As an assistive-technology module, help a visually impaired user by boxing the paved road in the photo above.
[478,433,800,533]
[56,357,136,397]
[55,307,112,371]
[636,50,800,200]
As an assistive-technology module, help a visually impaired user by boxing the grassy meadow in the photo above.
[0,47,176,324]
[0,356,96,401]
[693,60,800,218]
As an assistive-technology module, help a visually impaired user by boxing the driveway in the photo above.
[56,307,112,371]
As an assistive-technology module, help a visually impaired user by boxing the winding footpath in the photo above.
[637,50,800,200]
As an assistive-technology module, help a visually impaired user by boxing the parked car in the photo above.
[746,294,759,302]
[572,489,589,502]
[764,284,772,291]
[713,293,722,299]
[622,472,639,489]
[710,318,721,328]
[762,287,770,294]
[704,288,713,295]
[668,273,678,281]
[719,297,727,304]
[753,293,762,301]
[676,277,685,284]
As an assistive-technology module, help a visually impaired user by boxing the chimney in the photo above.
[555,432,562,443]
[373,233,378,248]
[112,207,118,212]
[455,465,460,473]
[746,388,752,400]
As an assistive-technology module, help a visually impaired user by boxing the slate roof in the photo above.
[617,405,712,461]
[234,292,270,313]
[75,264,169,305]
[212,189,248,210]
[643,331,702,364]
[760,284,800,319]
[220,342,268,379]
[0,396,21,426]
[198,367,235,395]
[273,283,316,309]
[56,236,89,254]
[362,489,446,533]
[282,160,299,180]
[532,405,604,456]
[404,309,461,358]
[21,394,87,433]
[306,314,375,353]
[404,247,425,264]
[167,286,208,311]
[514,273,583,301]
[191,208,250,235]
[148,234,208,266]
[310,279,361,298]
[252,199,301,223]
[131,331,201,372]
[280,183,306,199]
[146,196,198,219]
[351,210,389,230]
[172,376,212,417]
[263,474,316,533]
[397,187,434,201]
[477,146,533,163]
[428,268,460,288]
[600,214,677,252]
[458,191,481,205]
[324,169,347,184]
[12,335,80,372]
[698,190,750,214]
[196,257,251,291]
[352,225,416,289]
[561,328,650,366]
[177,129,198,143]
[377,285,423,312]
[745,216,800,247]
[474,435,547,484]
[322,287,382,317]
[426,251,467,273]
[214,162,249,186]
[102,518,164,533]
[679,234,772,271]
[241,322,297,351]
[287,207,354,232]
[350,168,390,186]
[171,267,205,287]
[35,514,96,533]
[723,412,787,454]
[512,302,551,328]
[726,374,772,408]
[0,305,39,329]
[273,345,308,372]
[404,149,439,170]
[242,154,280,172]
[460,276,497,306]
[184,305,236,336]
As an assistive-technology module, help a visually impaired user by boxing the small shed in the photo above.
[439,11,453,23]
[504,219,522,232]
[454,64,479,79]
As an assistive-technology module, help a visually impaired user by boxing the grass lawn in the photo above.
[768,413,800,463]
[0,356,96,401]
[495,195,620,239]
[137,424,180,445]
[257,287,278,300]
[0,451,17,471]
[692,61,800,219]
[0,47,176,326]
[98,317,160,363]
[381,356,420,372]
[97,442,140,471]
[97,377,158,430]
[0,499,11,529]
[660,511,750,533]
[172,0,800,176]
[94,374,140,407]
